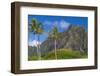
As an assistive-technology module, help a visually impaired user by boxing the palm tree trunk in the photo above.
[54,39,57,60]
[34,34,39,59]
[37,34,41,60]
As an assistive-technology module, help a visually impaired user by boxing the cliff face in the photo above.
[28,25,88,56]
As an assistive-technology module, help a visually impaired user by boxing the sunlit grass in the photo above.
[28,48,87,61]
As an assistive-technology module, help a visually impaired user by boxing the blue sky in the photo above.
[28,15,88,46]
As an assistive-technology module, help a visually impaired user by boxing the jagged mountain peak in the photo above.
[28,25,87,56]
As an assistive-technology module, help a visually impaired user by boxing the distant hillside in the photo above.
[28,46,37,56]
[28,25,88,56]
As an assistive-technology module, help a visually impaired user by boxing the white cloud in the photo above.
[43,20,70,29]
[43,20,59,26]
[53,21,59,26]
[60,20,70,29]
[43,21,52,26]
[28,40,41,47]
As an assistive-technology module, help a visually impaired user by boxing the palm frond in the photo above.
[48,26,60,40]
[29,18,44,34]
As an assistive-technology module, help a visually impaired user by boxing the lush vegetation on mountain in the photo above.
[28,49,87,60]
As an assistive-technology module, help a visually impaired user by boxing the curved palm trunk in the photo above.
[54,39,57,60]
[37,35,41,60]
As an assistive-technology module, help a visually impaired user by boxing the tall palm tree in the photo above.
[29,19,43,60]
[36,23,44,60]
[49,26,60,59]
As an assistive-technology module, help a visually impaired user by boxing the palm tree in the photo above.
[36,23,44,60]
[49,26,60,59]
[29,19,43,60]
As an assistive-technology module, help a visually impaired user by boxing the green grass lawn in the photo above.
[28,48,87,61]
